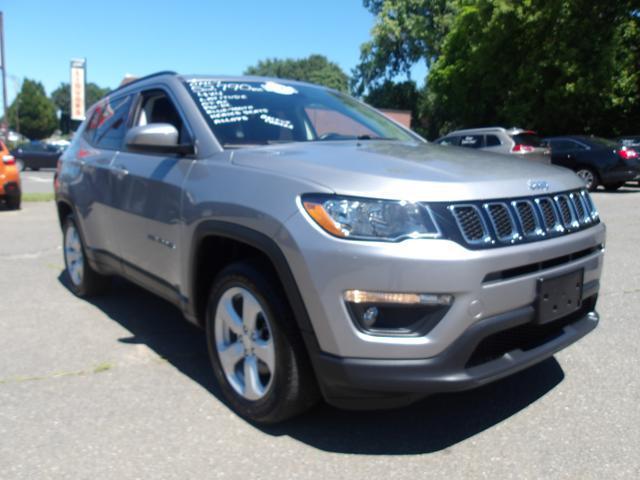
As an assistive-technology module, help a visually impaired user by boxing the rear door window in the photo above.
[485,135,501,147]
[459,135,484,148]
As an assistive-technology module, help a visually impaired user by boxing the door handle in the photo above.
[112,164,129,176]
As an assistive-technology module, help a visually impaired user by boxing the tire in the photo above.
[63,215,110,297]
[6,194,21,210]
[604,182,624,192]
[31,167,40,171]
[575,167,598,191]
[205,260,319,424]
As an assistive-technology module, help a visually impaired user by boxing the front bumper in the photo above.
[283,211,605,360]
[311,298,598,409]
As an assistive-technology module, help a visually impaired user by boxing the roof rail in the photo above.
[109,70,178,95]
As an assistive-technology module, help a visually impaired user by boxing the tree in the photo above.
[354,0,640,138]
[7,79,57,140]
[364,80,421,129]
[244,54,350,92]
[51,82,111,133]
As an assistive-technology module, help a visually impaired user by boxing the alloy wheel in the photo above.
[64,224,84,287]
[214,287,275,401]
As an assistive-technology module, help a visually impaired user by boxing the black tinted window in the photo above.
[550,139,584,152]
[512,133,542,147]
[134,90,192,144]
[459,135,483,148]
[438,136,459,146]
[89,95,133,150]
[485,135,501,147]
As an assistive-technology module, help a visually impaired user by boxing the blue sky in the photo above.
[1,0,426,106]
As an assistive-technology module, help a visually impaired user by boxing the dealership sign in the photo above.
[70,59,86,121]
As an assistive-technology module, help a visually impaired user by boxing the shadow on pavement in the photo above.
[58,271,565,455]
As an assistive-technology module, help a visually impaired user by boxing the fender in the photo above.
[187,220,318,344]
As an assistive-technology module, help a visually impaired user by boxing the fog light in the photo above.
[362,306,379,328]
[344,290,452,306]
[344,290,453,336]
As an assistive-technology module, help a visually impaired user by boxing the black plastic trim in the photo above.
[312,298,599,408]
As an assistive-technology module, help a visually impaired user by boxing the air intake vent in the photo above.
[486,203,517,241]
[513,200,539,237]
[537,198,561,233]
[555,194,576,228]
[450,205,487,243]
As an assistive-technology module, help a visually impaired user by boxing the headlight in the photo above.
[301,194,441,241]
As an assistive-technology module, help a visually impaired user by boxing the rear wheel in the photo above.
[63,215,109,297]
[205,260,318,424]
[575,168,598,191]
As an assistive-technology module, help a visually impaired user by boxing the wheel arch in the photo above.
[188,221,318,344]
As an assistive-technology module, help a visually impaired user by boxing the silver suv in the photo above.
[436,127,550,163]
[55,72,605,424]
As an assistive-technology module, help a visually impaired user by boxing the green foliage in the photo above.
[51,82,111,114]
[364,80,421,128]
[355,0,640,138]
[245,54,350,92]
[7,79,57,140]
[50,82,111,133]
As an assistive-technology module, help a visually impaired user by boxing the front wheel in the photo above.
[205,261,318,424]
[63,215,110,297]
[575,168,598,191]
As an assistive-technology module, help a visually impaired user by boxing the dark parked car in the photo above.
[11,141,63,171]
[545,135,640,191]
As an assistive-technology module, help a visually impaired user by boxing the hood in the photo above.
[230,141,584,202]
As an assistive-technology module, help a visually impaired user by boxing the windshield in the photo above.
[185,79,417,148]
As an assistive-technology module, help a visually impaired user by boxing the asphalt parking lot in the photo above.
[1,188,639,479]
[18,170,55,195]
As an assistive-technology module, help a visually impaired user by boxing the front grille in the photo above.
[435,189,598,249]
[513,200,539,236]
[555,194,576,228]
[450,205,487,243]
[486,203,515,240]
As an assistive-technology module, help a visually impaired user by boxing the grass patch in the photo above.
[22,192,55,202]
[93,362,113,373]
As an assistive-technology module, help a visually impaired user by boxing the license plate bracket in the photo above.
[537,270,583,324]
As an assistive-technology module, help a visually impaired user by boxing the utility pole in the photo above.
[0,11,8,141]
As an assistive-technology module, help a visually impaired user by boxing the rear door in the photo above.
[108,87,195,302]
[71,94,134,258]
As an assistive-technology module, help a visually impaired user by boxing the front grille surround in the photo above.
[429,189,599,250]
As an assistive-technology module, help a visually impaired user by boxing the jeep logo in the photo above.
[528,180,550,191]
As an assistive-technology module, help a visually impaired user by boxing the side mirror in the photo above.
[125,123,194,155]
